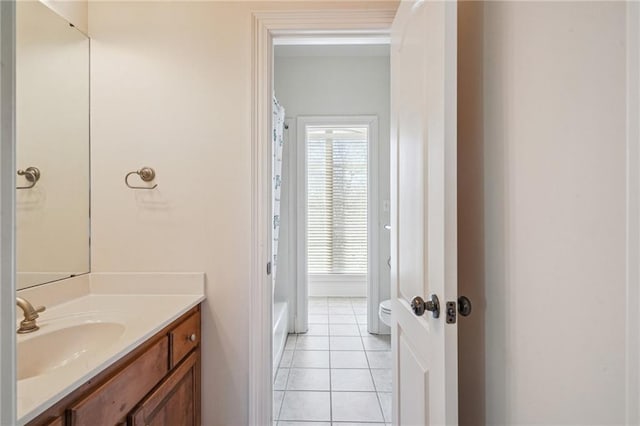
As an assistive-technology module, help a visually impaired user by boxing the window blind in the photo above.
[306,125,368,275]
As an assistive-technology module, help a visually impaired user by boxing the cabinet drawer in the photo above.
[68,337,169,426]
[170,312,200,367]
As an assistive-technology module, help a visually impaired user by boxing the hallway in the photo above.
[273,297,391,424]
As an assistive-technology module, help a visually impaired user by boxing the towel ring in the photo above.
[17,167,41,190]
[125,167,158,190]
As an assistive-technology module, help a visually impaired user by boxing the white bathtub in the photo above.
[273,301,289,374]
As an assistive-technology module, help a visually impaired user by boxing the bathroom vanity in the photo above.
[16,274,205,426]
[27,306,201,426]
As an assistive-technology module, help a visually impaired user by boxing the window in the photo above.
[306,125,368,277]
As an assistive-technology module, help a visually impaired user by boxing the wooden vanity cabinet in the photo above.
[27,305,201,426]
[128,351,200,426]
[43,418,63,426]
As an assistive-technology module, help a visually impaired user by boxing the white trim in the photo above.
[296,115,380,333]
[249,12,273,426]
[295,118,307,332]
[309,273,366,282]
[309,285,366,298]
[0,2,16,423]
[285,118,297,333]
[309,284,366,298]
[626,2,640,424]
[274,34,390,46]
[309,274,367,298]
[250,9,395,425]
[368,117,381,334]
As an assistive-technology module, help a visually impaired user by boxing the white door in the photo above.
[390,1,458,425]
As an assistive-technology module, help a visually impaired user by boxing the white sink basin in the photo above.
[17,322,125,381]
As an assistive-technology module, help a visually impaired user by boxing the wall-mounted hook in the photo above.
[125,167,158,190]
[17,167,41,190]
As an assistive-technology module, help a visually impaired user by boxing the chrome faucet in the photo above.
[16,297,45,334]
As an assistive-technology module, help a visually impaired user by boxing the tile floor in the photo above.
[274,297,392,425]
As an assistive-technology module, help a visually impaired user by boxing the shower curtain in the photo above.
[272,96,285,287]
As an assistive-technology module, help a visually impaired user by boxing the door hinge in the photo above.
[266,262,272,276]
[446,301,456,324]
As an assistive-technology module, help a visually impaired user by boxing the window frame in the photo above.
[296,115,379,311]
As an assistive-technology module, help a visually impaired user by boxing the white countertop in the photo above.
[16,273,205,425]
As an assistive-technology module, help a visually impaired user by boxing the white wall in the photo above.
[274,47,391,330]
[626,5,640,423]
[87,2,397,424]
[482,2,629,423]
[38,0,87,34]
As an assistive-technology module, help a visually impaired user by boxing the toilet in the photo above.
[378,299,392,326]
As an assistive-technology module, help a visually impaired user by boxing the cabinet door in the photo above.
[129,351,200,426]
[68,338,169,426]
[44,418,63,426]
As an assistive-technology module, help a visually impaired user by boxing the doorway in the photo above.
[271,43,392,423]
[247,8,398,425]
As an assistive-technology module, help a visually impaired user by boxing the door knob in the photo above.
[458,296,472,317]
[410,294,440,318]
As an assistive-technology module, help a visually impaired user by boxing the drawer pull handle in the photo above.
[188,333,197,342]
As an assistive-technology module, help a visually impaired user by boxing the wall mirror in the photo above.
[16,1,90,290]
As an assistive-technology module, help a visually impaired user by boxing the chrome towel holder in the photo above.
[125,167,158,190]
[16,166,41,190]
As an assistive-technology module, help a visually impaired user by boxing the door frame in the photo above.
[249,8,396,425]
[295,115,380,334]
